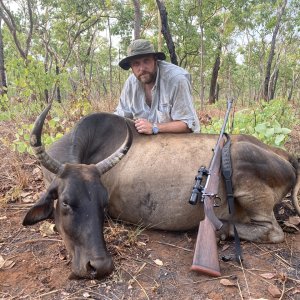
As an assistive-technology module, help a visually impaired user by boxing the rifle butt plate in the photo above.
[191,264,221,277]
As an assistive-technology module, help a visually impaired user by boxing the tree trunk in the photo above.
[269,68,279,100]
[263,0,287,101]
[156,0,178,65]
[132,0,141,40]
[0,0,33,62]
[288,72,299,102]
[208,43,222,104]
[198,0,205,110]
[0,17,7,95]
[55,61,61,103]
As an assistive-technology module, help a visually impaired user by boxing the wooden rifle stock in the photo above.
[191,151,224,277]
[190,99,233,277]
[191,195,223,277]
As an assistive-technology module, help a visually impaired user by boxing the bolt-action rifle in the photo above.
[189,99,233,277]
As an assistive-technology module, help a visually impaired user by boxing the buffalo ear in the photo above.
[23,182,58,226]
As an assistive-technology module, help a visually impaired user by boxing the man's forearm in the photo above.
[156,120,191,133]
[134,118,191,134]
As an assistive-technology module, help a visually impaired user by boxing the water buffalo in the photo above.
[23,105,300,279]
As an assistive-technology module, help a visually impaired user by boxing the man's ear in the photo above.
[23,181,58,226]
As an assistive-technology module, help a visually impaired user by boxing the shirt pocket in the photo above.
[157,103,172,123]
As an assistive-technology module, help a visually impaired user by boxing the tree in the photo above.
[132,0,141,39]
[263,0,288,101]
[208,42,222,104]
[0,16,7,95]
[156,0,178,65]
[0,0,34,62]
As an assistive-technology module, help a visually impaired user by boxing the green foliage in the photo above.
[0,94,11,121]
[10,100,93,155]
[201,99,298,147]
[12,116,64,155]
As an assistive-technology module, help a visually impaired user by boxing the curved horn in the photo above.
[30,104,64,175]
[96,120,133,175]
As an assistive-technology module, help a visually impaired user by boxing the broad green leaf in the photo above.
[281,128,291,134]
[275,134,285,146]
[255,123,267,133]
[17,143,27,153]
[265,128,275,138]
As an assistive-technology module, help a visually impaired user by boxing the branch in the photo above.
[0,0,27,59]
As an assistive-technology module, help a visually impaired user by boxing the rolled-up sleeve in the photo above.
[170,75,200,133]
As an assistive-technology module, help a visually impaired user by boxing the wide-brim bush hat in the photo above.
[119,39,166,70]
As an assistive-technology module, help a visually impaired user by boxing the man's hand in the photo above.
[134,118,153,135]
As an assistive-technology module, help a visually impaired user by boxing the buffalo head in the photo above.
[23,105,132,279]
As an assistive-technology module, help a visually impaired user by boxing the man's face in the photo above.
[130,55,157,84]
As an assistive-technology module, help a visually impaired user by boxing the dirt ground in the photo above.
[0,120,300,300]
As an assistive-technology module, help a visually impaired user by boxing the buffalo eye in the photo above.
[62,200,69,208]
[60,198,72,212]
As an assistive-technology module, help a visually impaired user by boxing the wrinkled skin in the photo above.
[24,165,113,279]
[23,112,300,279]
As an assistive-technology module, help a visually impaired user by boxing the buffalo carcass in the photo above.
[23,106,300,279]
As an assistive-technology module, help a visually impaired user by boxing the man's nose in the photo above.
[139,63,147,72]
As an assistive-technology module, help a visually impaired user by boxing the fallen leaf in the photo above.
[82,292,90,298]
[20,191,32,198]
[33,167,41,175]
[283,221,299,231]
[22,197,35,203]
[220,278,236,286]
[222,244,230,251]
[137,241,146,247]
[260,273,276,279]
[288,216,300,225]
[268,284,281,298]
[0,255,15,270]
[39,221,56,237]
[278,208,285,215]
[154,259,163,266]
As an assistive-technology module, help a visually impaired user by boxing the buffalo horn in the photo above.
[30,104,64,175]
[96,120,132,175]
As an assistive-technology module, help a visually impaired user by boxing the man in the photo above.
[115,39,200,134]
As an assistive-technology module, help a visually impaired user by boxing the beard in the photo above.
[137,71,157,84]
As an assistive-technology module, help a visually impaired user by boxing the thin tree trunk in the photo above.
[263,0,287,101]
[208,43,222,104]
[55,60,61,103]
[0,0,33,62]
[288,72,299,101]
[132,0,141,40]
[157,9,162,51]
[156,0,178,65]
[0,17,7,95]
[269,68,279,100]
[198,0,205,110]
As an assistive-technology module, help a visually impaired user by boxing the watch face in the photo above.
[152,126,159,134]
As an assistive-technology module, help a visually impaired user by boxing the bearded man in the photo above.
[115,39,200,134]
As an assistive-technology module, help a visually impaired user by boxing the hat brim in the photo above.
[119,52,166,70]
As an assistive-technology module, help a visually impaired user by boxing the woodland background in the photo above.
[1,1,300,299]
[0,0,299,114]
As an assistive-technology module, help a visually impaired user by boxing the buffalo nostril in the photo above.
[87,257,114,279]
[86,261,97,277]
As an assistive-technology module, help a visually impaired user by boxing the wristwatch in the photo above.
[152,123,159,135]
